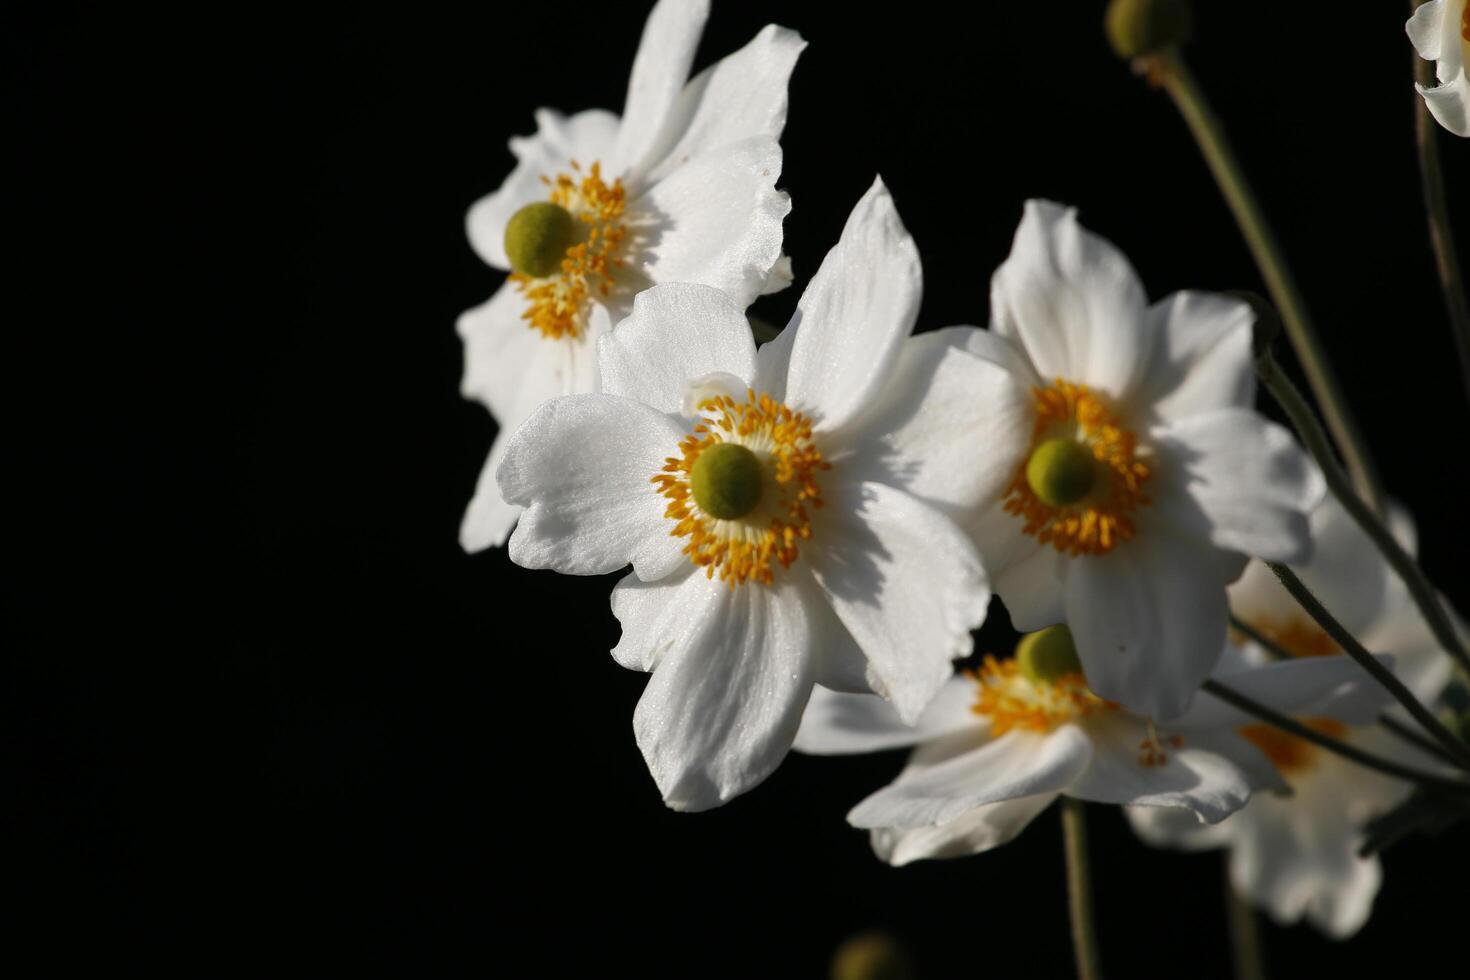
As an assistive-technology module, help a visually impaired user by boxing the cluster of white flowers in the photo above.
[457,0,1467,945]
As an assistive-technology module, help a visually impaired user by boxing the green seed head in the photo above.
[1016,625,1084,684]
[503,201,577,278]
[1105,0,1193,60]
[689,442,764,520]
[1025,437,1097,507]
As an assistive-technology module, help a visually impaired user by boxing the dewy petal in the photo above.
[608,566,707,672]
[989,200,1153,401]
[1152,409,1321,564]
[1131,291,1255,425]
[1070,716,1273,823]
[499,394,687,579]
[597,283,757,417]
[809,481,990,722]
[611,0,710,180]
[642,24,806,183]
[870,794,1059,865]
[1066,533,1231,721]
[632,576,816,811]
[466,108,622,269]
[848,727,1092,829]
[829,327,1035,520]
[793,676,979,756]
[779,177,922,434]
[636,138,791,311]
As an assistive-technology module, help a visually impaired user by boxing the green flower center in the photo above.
[504,201,578,278]
[689,442,764,520]
[1016,625,1084,684]
[1025,438,1096,507]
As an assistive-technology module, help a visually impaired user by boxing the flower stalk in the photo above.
[1224,870,1268,980]
[1061,798,1104,980]
[1410,0,1470,405]
[1144,48,1386,516]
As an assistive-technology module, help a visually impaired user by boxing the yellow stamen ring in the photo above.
[509,160,629,341]
[652,390,829,587]
[1004,378,1152,556]
[968,654,1109,737]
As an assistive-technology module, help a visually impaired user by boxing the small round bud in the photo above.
[690,442,764,520]
[1105,0,1193,59]
[504,201,577,278]
[830,932,916,980]
[1016,625,1084,684]
[1025,438,1097,507]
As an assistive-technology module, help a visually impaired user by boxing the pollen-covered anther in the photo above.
[652,390,829,587]
[508,160,629,341]
[1137,719,1184,767]
[1004,378,1152,556]
[969,647,1110,737]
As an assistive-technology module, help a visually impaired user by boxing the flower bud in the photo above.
[1105,0,1192,59]
[830,932,916,980]
[1025,438,1096,507]
[504,201,578,278]
[1017,625,1084,684]
[690,442,764,520]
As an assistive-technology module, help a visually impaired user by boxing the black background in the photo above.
[10,1,1470,975]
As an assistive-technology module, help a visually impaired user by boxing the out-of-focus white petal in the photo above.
[1066,533,1230,721]
[632,576,816,810]
[597,283,757,416]
[871,794,1059,865]
[636,138,791,310]
[1126,802,1237,851]
[989,200,1152,400]
[500,394,687,579]
[1132,291,1255,424]
[1152,409,1320,563]
[459,428,521,552]
[643,24,805,181]
[1070,717,1270,822]
[794,677,979,755]
[830,328,1034,520]
[1176,653,1394,731]
[467,109,622,269]
[611,0,710,179]
[848,726,1092,829]
[809,480,989,722]
[780,178,922,434]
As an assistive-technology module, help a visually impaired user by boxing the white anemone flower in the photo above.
[458,0,803,550]
[795,624,1389,867]
[496,179,1031,810]
[968,201,1321,720]
[1408,0,1470,137]
[1128,495,1457,938]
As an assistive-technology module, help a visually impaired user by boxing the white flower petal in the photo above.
[1407,0,1446,60]
[809,481,990,722]
[1177,653,1394,731]
[1066,533,1231,721]
[848,726,1092,829]
[459,428,521,551]
[870,794,1058,865]
[500,393,687,579]
[466,108,622,269]
[633,576,816,810]
[643,24,805,182]
[967,504,1064,632]
[1302,847,1381,939]
[830,328,1034,520]
[1069,716,1267,822]
[794,676,979,755]
[612,0,710,180]
[636,138,791,310]
[1152,409,1321,563]
[608,566,707,672]
[780,177,922,433]
[1417,71,1470,138]
[1132,291,1255,424]
[1126,802,1237,851]
[989,200,1152,400]
[597,283,757,416]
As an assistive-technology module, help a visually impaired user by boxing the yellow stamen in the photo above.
[510,160,629,341]
[968,655,1111,736]
[1003,379,1152,556]
[1239,717,1348,773]
[652,390,829,587]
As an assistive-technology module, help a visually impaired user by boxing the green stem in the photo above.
[1255,344,1470,684]
[1411,0,1470,405]
[1202,679,1470,794]
[1061,798,1103,980]
[1224,870,1268,980]
[1149,48,1385,516]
